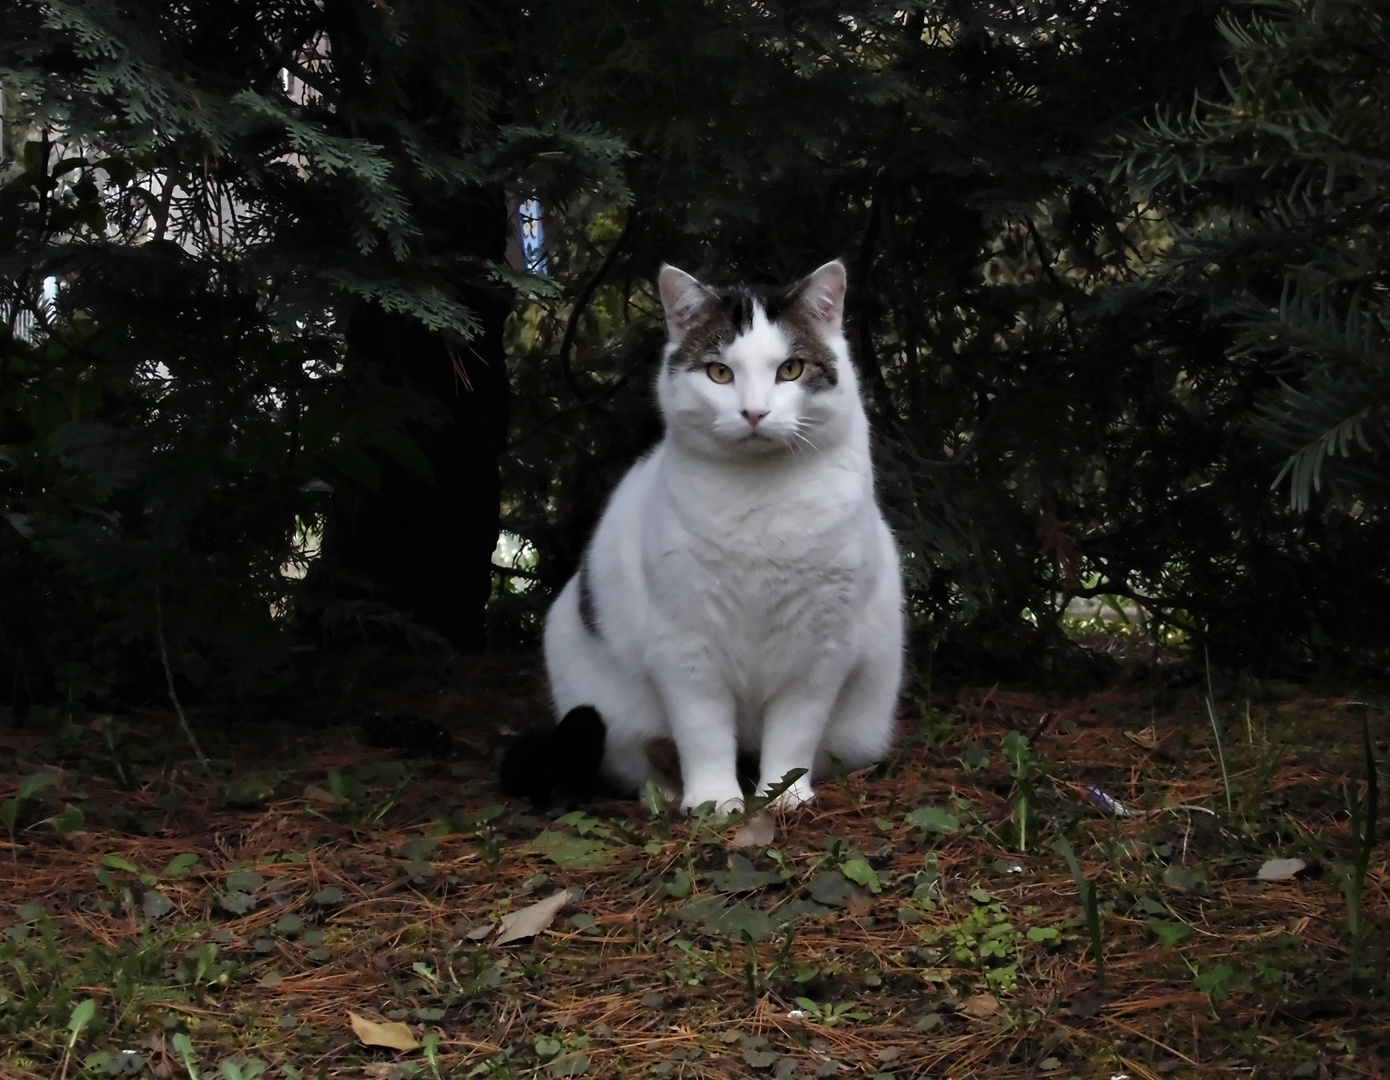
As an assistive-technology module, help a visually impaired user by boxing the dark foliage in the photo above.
[2,0,1385,717]
[0,0,621,710]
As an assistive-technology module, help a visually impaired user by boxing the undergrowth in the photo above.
[0,662,1386,1079]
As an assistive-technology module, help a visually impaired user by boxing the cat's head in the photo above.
[655,260,860,458]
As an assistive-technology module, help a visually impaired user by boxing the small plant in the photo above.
[1204,644,1234,814]
[1054,836,1106,990]
[1339,706,1380,976]
[1002,729,1047,852]
[57,998,98,1080]
[918,889,1035,992]
[792,998,870,1027]
[310,763,413,826]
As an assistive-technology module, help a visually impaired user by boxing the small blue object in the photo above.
[518,198,547,275]
[1086,786,1131,817]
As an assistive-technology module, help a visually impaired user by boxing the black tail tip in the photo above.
[499,705,608,809]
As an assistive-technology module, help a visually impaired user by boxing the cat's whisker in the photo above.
[790,422,820,453]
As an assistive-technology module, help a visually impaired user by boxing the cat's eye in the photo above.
[778,357,805,382]
[706,362,734,384]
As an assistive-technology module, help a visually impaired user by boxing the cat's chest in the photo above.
[643,488,868,631]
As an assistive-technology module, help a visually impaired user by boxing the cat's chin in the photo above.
[725,431,798,456]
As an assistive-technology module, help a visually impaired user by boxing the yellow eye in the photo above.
[778,357,805,382]
[706,362,734,384]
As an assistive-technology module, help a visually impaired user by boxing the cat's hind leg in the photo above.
[543,576,668,797]
[817,568,904,781]
[816,650,902,780]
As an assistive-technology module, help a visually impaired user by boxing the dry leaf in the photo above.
[845,887,875,918]
[1124,727,1159,750]
[349,1012,419,1051]
[464,924,494,941]
[732,812,776,848]
[1065,989,1105,1019]
[959,993,1001,1021]
[1257,857,1308,881]
[495,889,572,945]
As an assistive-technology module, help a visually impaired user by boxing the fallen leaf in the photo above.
[495,890,572,945]
[465,924,494,941]
[732,813,776,848]
[905,806,960,833]
[1257,857,1308,881]
[806,872,855,907]
[529,830,614,868]
[1124,727,1159,750]
[959,993,1001,1020]
[706,899,774,942]
[706,854,783,892]
[349,1012,419,1051]
[840,858,881,894]
[1064,989,1105,1019]
[1162,865,1209,892]
[551,1052,591,1076]
[141,889,174,921]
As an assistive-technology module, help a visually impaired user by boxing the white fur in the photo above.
[543,261,904,812]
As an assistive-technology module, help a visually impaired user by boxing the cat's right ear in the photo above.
[658,265,715,343]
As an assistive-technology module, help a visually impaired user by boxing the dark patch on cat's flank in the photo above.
[499,705,612,810]
[668,281,839,391]
[578,558,601,638]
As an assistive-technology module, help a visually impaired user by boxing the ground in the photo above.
[0,656,1386,1080]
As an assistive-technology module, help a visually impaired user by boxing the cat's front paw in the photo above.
[682,792,745,817]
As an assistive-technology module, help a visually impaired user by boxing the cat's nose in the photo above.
[742,409,768,427]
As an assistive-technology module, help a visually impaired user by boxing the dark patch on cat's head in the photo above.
[666,278,841,391]
[778,306,839,391]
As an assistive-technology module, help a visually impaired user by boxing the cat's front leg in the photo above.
[654,677,743,814]
[757,683,839,810]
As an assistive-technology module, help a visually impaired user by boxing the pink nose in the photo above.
[742,410,768,427]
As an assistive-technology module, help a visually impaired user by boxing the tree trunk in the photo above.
[323,186,511,654]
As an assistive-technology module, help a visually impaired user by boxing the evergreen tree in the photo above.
[1114,0,1390,667]
[0,0,622,708]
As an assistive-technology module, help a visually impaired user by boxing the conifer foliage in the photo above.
[0,1,620,708]
[2,0,1386,715]
[1118,0,1390,514]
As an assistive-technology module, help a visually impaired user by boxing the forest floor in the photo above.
[0,654,1387,1080]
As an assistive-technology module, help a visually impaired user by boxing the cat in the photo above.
[505,259,904,813]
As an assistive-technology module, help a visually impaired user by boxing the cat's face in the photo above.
[656,261,857,459]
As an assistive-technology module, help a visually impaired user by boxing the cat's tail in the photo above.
[499,705,609,809]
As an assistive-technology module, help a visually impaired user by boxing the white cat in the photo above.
[541,260,904,812]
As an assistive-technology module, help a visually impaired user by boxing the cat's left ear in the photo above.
[790,260,847,329]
